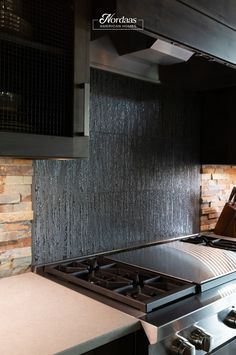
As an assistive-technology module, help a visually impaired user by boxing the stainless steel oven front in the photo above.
[212,339,236,355]
[140,280,236,355]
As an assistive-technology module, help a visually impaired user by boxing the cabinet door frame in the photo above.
[0,0,90,159]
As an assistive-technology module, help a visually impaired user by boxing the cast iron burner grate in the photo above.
[182,235,236,252]
[44,256,196,313]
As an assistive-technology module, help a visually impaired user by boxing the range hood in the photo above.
[90,34,236,90]
[130,38,193,65]
[90,34,194,85]
[91,0,236,90]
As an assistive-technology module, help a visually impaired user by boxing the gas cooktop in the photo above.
[44,234,236,311]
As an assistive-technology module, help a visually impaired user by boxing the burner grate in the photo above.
[182,235,236,252]
[44,257,196,313]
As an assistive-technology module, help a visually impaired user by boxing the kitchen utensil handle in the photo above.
[232,192,236,206]
[228,186,236,203]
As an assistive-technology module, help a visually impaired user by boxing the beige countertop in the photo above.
[0,272,140,355]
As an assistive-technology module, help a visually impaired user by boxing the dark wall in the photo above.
[32,69,200,265]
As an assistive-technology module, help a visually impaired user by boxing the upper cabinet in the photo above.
[0,0,90,158]
[201,87,236,164]
[179,0,236,30]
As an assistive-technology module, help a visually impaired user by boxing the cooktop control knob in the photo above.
[171,336,195,355]
[188,327,212,352]
[224,309,236,328]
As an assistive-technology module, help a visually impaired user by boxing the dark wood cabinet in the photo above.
[83,331,148,355]
[95,0,236,67]
[201,87,236,164]
[0,0,89,158]
[179,0,236,30]
[83,334,136,355]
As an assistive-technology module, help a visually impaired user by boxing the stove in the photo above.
[41,234,236,355]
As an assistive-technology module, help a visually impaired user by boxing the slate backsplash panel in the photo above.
[32,69,200,265]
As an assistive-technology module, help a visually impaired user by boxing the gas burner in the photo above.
[104,267,140,284]
[181,235,219,245]
[57,261,89,274]
[87,270,132,290]
[120,284,165,301]
[144,276,182,291]
[182,235,236,252]
[56,257,116,274]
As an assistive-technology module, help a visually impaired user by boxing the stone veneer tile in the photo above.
[13,202,33,212]
[0,211,33,223]
[0,230,31,242]
[0,222,31,232]
[3,184,32,198]
[0,205,14,213]
[0,237,31,251]
[0,177,5,184]
[0,246,31,277]
[0,165,33,176]
[5,176,33,185]
[200,165,236,232]
[0,159,33,278]
[0,193,21,204]
[0,158,32,165]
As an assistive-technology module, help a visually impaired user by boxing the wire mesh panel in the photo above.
[0,0,74,136]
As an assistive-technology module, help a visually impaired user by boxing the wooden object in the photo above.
[224,214,236,238]
[215,203,236,237]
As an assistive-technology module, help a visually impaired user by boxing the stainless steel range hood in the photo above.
[90,34,194,84]
[90,33,236,90]
[132,38,194,65]
[91,0,236,90]
[90,35,160,83]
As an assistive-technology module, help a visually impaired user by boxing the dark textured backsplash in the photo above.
[32,69,200,265]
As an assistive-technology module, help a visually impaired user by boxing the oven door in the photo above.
[212,338,236,355]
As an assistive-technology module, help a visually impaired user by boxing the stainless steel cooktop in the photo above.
[108,236,236,291]
[40,234,236,355]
